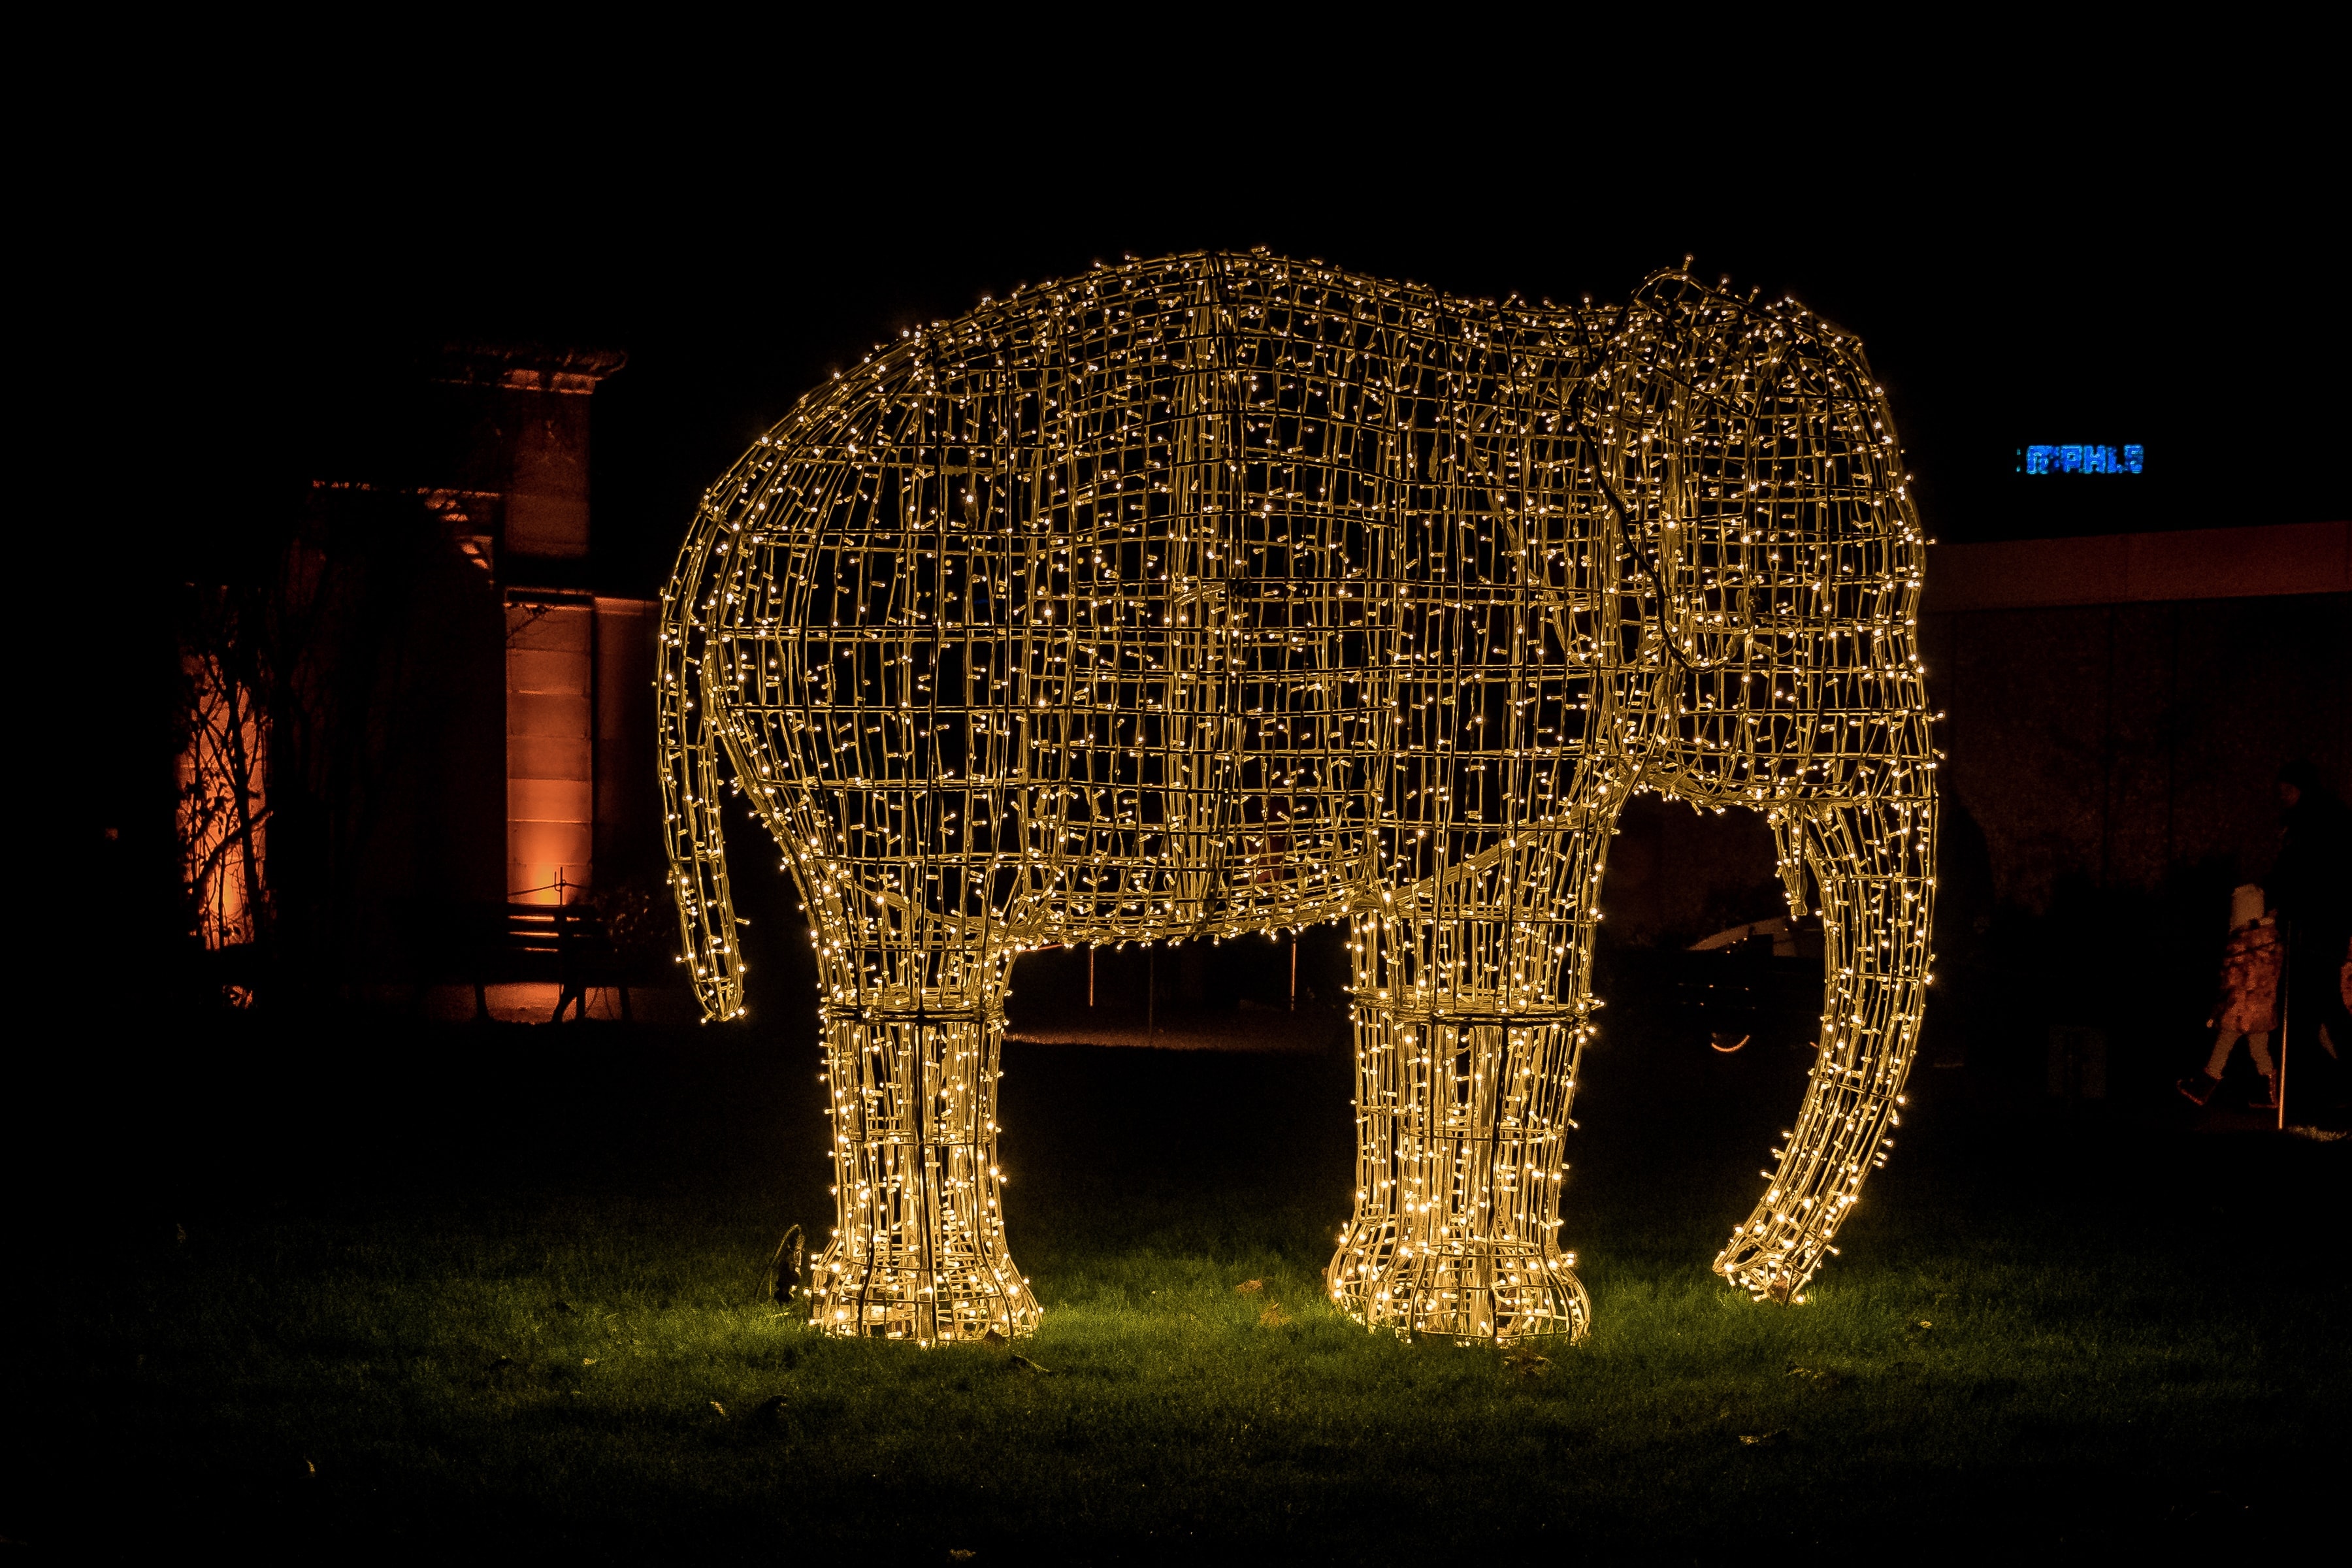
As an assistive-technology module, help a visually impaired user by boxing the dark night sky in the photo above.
[84,84,2345,598]
[33,48,2344,987]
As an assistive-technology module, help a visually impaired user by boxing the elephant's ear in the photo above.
[1590,273,1897,674]
[1583,272,1782,673]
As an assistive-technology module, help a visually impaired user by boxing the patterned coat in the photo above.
[2216,919,2283,1034]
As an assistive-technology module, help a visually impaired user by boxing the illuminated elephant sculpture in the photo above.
[660,252,1935,1345]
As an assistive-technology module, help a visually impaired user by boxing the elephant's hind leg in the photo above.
[805,947,1039,1343]
[1718,794,1935,1301]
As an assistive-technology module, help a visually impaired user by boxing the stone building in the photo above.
[175,342,667,1019]
[426,344,657,909]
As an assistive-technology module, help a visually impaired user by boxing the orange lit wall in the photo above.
[591,596,659,880]
[505,594,657,905]
[506,598,595,903]
[445,344,642,910]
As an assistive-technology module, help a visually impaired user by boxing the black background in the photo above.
[57,75,2345,596]
[33,55,2343,994]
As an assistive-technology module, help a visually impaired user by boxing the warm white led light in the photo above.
[660,253,1936,1345]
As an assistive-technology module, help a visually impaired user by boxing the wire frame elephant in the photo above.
[659,251,1936,1345]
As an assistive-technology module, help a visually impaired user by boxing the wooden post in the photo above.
[2278,940,2293,1132]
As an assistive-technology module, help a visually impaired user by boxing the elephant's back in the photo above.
[679,254,1617,937]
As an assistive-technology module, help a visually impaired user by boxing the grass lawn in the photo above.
[10,988,2347,1560]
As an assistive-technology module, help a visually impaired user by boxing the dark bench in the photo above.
[431,902,640,1022]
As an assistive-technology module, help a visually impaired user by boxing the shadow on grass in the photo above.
[7,1000,2345,1558]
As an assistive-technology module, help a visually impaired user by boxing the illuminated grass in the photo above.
[12,1024,2345,1557]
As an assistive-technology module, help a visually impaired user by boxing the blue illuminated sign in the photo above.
[2019,444,2144,475]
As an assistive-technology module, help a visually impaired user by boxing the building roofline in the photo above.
[1922,520,2349,613]
[431,342,628,393]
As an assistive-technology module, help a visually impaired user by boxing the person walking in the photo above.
[551,896,591,1023]
[2178,883,2283,1110]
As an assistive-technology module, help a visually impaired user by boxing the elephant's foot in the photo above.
[808,1241,1041,1343]
[1714,1232,1814,1304]
[1328,1235,1590,1345]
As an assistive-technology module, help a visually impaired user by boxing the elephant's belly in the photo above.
[738,683,1383,940]
[730,552,1616,941]
[1016,611,1386,930]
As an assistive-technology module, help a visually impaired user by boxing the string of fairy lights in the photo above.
[658,250,1936,1345]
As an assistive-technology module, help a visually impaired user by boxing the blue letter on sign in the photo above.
[2020,444,2144,476]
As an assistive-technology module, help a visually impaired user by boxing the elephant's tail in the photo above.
[657,502,746,1021]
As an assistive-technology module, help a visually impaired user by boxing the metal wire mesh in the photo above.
[659,251,1935,1343]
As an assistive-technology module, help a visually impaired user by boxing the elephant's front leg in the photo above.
[1330,834,1607,1343]
[1716,794,1935,1301]
[806,951,1039,1343]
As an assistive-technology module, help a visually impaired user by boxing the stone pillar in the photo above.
[433,346,627,904]
[505,595,596,903]
[431,344,627,567]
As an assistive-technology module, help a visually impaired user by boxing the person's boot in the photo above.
[2176,1071,2221,1106]
[2248,1073,2279,1112]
